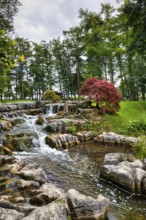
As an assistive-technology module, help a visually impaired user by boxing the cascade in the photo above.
[43,103,64,115]
[3,112,146,219]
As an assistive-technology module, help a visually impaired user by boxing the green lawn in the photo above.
[1,99,35,103]
[101,101,146,135]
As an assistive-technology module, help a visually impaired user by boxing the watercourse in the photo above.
[8,109,146,220]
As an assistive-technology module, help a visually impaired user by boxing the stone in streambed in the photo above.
[21,201,67,220]
[30,183,65,205]
[67,189,109,220]
[45,133,79,149]
[0,207,25,220]
[100,153,146,195]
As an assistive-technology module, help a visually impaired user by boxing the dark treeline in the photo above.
[1,0,146,101]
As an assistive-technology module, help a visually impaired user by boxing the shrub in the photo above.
[80,77,122,114]
[126,120,146,136]
[132,135,146,160]
[68,125,77,134]
[42,90,61,102]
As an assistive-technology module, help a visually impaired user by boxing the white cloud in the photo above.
[14,0,122,43]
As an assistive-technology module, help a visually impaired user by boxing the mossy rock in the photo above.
[42,90,61,102]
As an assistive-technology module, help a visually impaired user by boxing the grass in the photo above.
[1,99,35,104]
[100,101,146,135]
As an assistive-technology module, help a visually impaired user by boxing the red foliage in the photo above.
[80,77,122,114]
[79,77,98,96]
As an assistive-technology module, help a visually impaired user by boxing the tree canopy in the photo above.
[0,1,146,101]
[80,77,122,114]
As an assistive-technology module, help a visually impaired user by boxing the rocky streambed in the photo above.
[0,156,109,220]
[0,101,146,219]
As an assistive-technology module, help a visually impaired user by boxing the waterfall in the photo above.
[43,103,64,116]
[13,114,71,164]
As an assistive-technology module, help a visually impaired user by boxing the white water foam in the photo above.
[13,113,72,164]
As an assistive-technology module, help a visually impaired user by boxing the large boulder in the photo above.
[5,133,31,152]
[44,118,86,133]
[94,132,138,146]
[100,153,146,194]
[45,133,79,149]
[30,183,65,205]
[44,121,64,132]
[0,157,110,220]
[67,189,109,220]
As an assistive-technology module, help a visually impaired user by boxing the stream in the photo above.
[9,113,146,220]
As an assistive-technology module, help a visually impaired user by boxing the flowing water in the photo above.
[11,113,146,220]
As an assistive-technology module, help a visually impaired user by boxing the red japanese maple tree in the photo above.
[80,77,122,114]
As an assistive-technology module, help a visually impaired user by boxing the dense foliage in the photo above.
[0,0,21,99]
[80,77,122,114]
[132,135,146,160]
[126,120,146,136]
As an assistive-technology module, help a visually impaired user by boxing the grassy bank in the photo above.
[101,101,146,135]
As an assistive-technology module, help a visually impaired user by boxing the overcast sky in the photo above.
[14,0,123,43]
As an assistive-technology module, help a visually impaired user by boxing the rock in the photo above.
[16,179,40,189]
[11,196,26,203]
[44,118,86,133]
[142,176,146,193]
[16,102,36,110]
[0,156,112,219]
[0,145,12,155]
[110,165,135,192]
[9,117,25,126]
[100,153,146,194]
[39,183,65,200]
[0,200,37,213]
[20,162,40,171]
[8,160,26,173]
[6,133,31,152]
[35,114,45,125]
[11,126,39,140]
[44,121,64,132]
[76,131,94,141]
[103,153,135,165]
[0,207,25,220]
[0,119,13,131]
[27,109,42,115]
[134,168,146,194]
[67,189,109,220]
[0,134,6,146]
[0,104,17,112]
[16,167,47,184]
[30,183,65,205]
[21,202,67,220]
[94,132,138,146]
[45,133,79,149]
[0,155,16,164]
[0,102,36,112]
